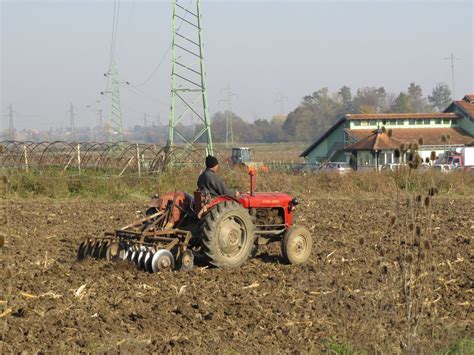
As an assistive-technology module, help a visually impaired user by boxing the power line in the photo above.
[133,0,194,88]
[107,0,121,90]
[133,45,171,88]
[120,82,169,107]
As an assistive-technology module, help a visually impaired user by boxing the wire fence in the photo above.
[0,140,231,175]
[0,140,319,176]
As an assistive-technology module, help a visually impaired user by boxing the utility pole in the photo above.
[444,52,460,100]
[168,0,213,155]
[69,103,76,142]
[275,92,288,114]
[143,113,148,127]
[219,83,238,148]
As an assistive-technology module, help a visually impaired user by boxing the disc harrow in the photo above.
[77,194,195,272]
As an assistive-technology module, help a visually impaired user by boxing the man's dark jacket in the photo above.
[197,169,235,198]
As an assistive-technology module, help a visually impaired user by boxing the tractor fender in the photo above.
[198,195,240,219]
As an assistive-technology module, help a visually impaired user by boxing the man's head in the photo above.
[205,155,219,171]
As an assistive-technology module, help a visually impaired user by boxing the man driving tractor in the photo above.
[197,155,240,198]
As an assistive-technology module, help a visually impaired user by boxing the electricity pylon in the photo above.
[69,103,76,142]
[6,104,15,140]
[102,60,124,143]
[444,52,460,99]
[219,83,238,148]
[275,92,288,114]
[168,0,213,155]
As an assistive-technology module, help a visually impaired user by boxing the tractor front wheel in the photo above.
[201,201,255,268]
[281,226,312,265]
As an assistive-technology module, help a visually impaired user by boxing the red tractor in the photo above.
[77,171,312,271]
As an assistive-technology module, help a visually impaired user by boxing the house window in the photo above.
[424,119,430,125]
[416,119,423,125]
[443,119,451,125]
[361,120,368,126]
[397,120,405,126]
[353,120,361,126]
[435,119,442,124]
[409,119,416,125]
[388,120,396,125]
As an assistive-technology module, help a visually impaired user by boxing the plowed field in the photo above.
[1,196,472,353]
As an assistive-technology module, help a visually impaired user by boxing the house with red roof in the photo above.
[300,95,474,169]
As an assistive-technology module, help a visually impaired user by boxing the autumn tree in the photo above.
[353,87,387,113]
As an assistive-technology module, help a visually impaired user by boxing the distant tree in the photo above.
[271,114,286,126]
[391,92,414,113]
[338,85,353,112]
[407,82,422,100]
[283,87,342,142]
[428,83,452,111]
[407,83,428,112]
[208,111,248,143]
[353,87,387,113]
[358,105,378,114]
[384,92,398,112]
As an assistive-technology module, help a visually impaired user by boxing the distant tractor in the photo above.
[229,147,269,172]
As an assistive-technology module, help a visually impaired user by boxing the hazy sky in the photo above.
[1,0,473,131]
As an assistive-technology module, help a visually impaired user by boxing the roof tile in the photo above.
[346,127,474,147]
[345,113,458,120]
[345,130,406,150]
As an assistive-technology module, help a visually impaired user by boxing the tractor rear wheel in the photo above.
[281,226,312,265]
[201,201,255,268]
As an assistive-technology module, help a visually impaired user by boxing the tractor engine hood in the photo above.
[238,192,294,209]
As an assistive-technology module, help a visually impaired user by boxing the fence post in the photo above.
[77,143,81,175]
[136,143,141,177]
[23,145,29,172]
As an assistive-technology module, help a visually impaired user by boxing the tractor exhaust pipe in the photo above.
[249,170,255,196]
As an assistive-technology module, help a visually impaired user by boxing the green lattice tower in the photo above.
[169,0,213,155]
[108,60,124,143]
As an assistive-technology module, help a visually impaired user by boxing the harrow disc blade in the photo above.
[144,249,155,273]
[118,242,129,261]
[77,240,87,261]
[131,246,140,265]
[137,249,147,270]
[92,242,103,259]
[151,249,175,273]
[98,241,109,259]
[125,245,135,261]
[84,241,95,256]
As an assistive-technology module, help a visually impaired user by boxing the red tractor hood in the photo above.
[238,192,294,209]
